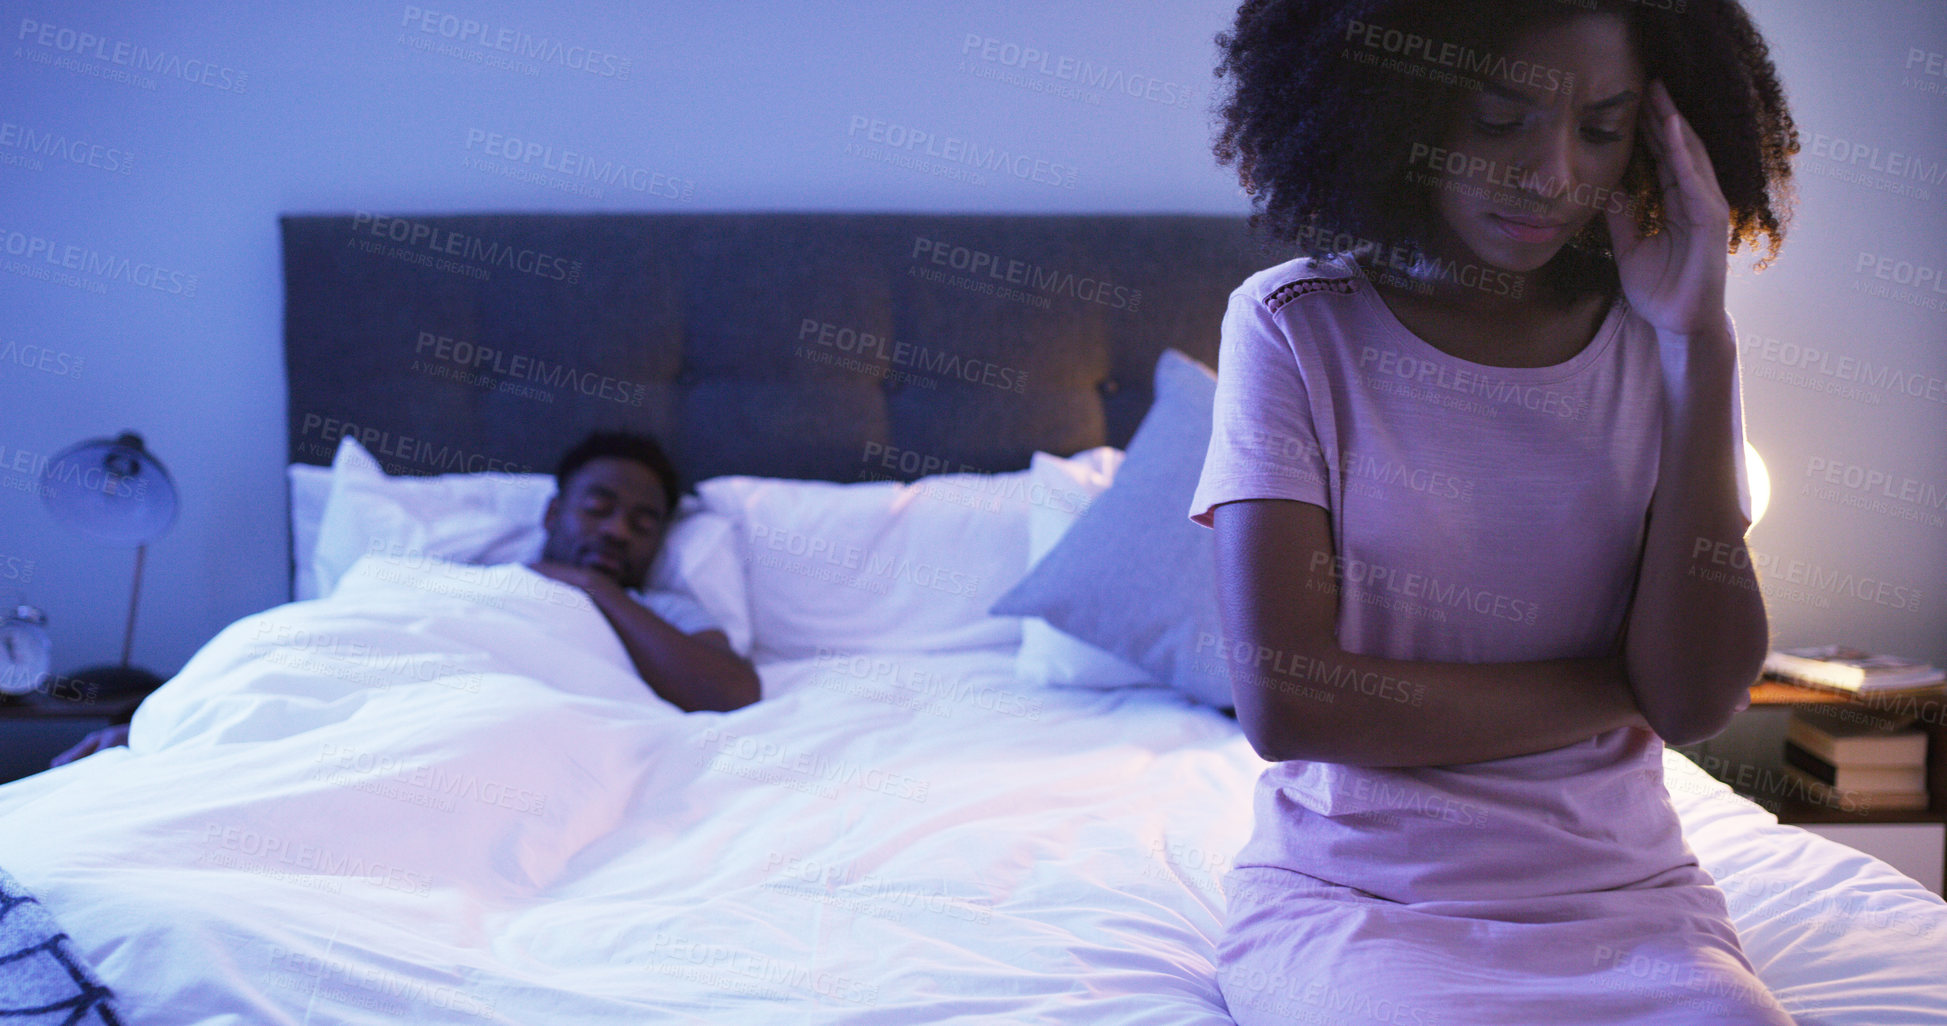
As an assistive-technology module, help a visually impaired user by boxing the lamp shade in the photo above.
[40,432,178,546]
[1745,441,1770,528]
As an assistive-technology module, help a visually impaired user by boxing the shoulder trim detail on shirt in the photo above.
[1265,277,1359,314]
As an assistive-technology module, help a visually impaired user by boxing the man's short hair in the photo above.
[554,432,679,509]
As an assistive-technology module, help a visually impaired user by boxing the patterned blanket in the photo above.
[0,867,121,1025]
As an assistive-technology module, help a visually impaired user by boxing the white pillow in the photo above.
[1015,447,1155,689]
[287,463,334,601]
[311,436,555,600]
[651,507,753,656]
[697,469,1034,662]
[306,436,752,654]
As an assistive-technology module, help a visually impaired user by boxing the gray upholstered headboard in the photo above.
[280,212,1272,485]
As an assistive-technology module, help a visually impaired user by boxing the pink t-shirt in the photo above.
[1189,253,1752,905]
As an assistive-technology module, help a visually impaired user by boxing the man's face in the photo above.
[540,456,670,590]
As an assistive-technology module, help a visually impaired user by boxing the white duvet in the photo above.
[0,556,1941,1025]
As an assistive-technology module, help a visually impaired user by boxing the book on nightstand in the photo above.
[1763,645,1945,694]
[1787,706,1930,764]
[1784,744,1926,792]
[1777,769,1930,811]
[1782,705,1930,812]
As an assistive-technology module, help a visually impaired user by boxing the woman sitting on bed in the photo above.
[1191,1,1796,1023]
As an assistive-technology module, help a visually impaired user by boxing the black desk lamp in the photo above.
[39,431,178,699]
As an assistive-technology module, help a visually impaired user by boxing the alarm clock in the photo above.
[0,605,51,698]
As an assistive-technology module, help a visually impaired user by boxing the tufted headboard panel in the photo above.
[280,212,1272,486]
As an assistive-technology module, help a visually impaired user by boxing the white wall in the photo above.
[0,0,1941,679]
[0,0,1239,675]
[1727,0,1947,670]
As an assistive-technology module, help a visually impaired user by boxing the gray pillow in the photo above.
[990,349,1230,708]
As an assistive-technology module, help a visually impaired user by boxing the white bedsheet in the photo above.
[0,557,1941,1024]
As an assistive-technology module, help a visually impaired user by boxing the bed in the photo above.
[0,213,1941,1024]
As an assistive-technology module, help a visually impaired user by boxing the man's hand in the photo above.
[526,559,760,713]
[50,724,130,768]
[527,559,627,602]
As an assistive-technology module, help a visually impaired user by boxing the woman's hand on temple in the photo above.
[1604,79,1732,341]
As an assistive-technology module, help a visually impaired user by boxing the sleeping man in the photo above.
[53,430,758,766]
[525,431,760,713]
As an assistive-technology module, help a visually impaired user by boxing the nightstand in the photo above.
[0,690,135,785]
[1681,681,1946,895]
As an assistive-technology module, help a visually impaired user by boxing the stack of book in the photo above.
[1783,705,1930,812]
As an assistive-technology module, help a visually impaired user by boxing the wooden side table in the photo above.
[0,690,137,785]
[1745,680,1947,893]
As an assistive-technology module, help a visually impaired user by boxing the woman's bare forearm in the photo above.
[1214,500,1647,767]
[1221,640,1642,767]
[1622,327,1769,745]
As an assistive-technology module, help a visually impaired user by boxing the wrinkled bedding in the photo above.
[0,556,1939,1024]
